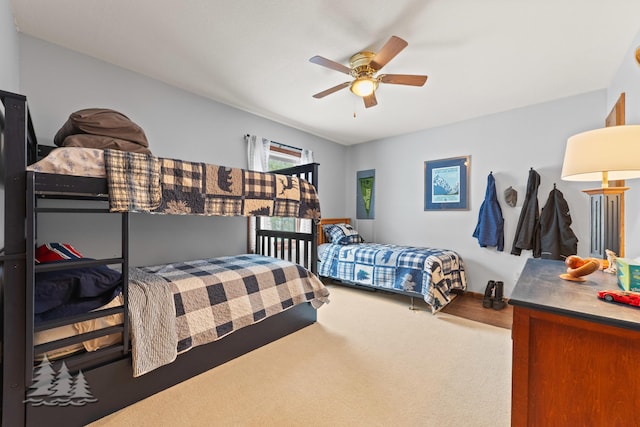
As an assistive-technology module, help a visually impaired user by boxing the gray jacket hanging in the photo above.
[539,186,578,260]
[511,168,541,257]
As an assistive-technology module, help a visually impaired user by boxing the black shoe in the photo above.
[482,280,495,308]
[493,281,506,310]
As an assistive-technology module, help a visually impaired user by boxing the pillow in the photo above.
[26,147,107,178]
[324,223,364,245]
[63,134,152,155]
[321,224,335,243]
[74,294,124,351]
[35,243,83,264]
[54,108,149,147]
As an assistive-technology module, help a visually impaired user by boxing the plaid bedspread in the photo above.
[104,149,321,219]
[139,254,330,354]
[319,243,466,312]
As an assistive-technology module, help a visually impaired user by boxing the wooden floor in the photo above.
[324,280,513,330]
[441,292,513,329]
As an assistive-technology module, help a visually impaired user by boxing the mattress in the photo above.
[27,147,321,219]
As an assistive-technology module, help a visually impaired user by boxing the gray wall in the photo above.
[17,34,347,267]
[0,0,19,92]
[343,26,640,297]
[0,0,21,247]
[345,92,607,296]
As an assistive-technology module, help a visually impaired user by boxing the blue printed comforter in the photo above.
[319,243,467,312]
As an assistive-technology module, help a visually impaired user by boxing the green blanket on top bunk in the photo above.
[104,149,321,219]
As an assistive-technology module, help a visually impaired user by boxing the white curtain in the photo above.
[246,134,271,253]
[246,134,270,172]
[301,148,314,165]
[246,135,315,248]
[299,150,314,233]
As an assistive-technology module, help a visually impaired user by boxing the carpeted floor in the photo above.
[89,284,512,427]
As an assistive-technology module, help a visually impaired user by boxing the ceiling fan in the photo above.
[310,35,428,108]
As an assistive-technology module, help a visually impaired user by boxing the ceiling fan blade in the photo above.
[313,81,351,99]
[379,74,428,86]
[363,92,378,108]
[309,56,352,75]
[369,36,408,71]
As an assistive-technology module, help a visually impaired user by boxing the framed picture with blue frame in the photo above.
[424,155,470,210]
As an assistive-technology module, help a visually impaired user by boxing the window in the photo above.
[247,136,313,254]
[266,145,301,233]
[268,144,300,170]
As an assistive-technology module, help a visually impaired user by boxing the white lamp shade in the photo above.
[561,125,640,182]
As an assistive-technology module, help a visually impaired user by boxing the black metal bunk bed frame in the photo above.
[1,90,320,426]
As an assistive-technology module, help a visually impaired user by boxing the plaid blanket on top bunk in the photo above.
[134,254,329,367]
[104,149,320,219]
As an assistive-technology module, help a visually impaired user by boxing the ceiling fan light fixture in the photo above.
[350,77,378,97]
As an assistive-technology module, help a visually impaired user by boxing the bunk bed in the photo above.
[0,90,327,426]
[317,218,466,312]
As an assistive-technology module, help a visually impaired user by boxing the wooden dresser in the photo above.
[509,258,640,427]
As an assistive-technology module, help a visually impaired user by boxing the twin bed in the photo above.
[317,218,467,311]
[1,90,467,426]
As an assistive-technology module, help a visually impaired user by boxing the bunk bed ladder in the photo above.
[26,172,131,375]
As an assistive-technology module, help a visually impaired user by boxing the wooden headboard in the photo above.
[317,217,351,245]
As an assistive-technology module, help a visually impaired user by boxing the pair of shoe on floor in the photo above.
[483,280,506,310]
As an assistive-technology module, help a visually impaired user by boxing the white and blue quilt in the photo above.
[319,243,466,312]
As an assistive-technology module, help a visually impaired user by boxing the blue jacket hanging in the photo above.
[473,172,504,251]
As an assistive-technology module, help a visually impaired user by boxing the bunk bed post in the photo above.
[25,172,36,392]
[1,91,29,426]
[122,212,130,354]
[309,163,318,275]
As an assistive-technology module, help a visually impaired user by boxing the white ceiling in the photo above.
[11,0,640,145]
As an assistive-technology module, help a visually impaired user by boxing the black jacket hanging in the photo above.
[511,168,541,257]
[473,172,504,251]
[539,185,578,260]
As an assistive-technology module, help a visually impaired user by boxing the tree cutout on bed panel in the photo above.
[24,356,98,407]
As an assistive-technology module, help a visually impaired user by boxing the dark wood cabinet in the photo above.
[509,259,640,427]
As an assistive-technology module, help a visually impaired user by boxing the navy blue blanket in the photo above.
[34,263,122,323]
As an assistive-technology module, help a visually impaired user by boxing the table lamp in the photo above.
[561,125,640,259]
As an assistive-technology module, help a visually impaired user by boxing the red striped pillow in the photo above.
[35,243,84,264]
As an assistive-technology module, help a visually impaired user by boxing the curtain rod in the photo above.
[245,134,301,152]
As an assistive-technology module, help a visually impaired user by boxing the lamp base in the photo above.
[582,186,629,196]
[582,186,628,259]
